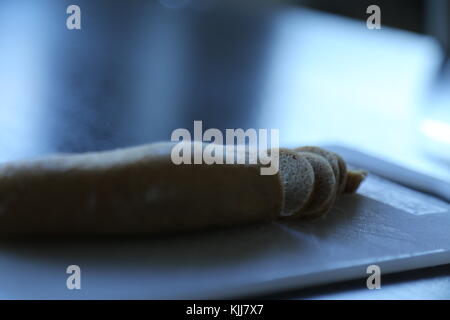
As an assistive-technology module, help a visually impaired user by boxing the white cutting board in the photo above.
[0,173,449,299]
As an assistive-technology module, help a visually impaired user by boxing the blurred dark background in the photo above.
[302,0,424,33]
[0,0,449,180]
[301,0,449,55]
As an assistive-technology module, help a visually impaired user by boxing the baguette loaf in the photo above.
[0,142,366,237]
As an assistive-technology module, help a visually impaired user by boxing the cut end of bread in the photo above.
[343,170,368,193]
[276,148,315,218]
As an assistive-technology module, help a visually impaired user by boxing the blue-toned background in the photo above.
[0,0,449,181]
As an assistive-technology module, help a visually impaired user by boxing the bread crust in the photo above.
[0,142,283,237]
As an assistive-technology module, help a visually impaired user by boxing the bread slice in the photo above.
[344,170,368,193]
[296,151,337,218]
[295,146,351,196]
[334,152,348,194]
[276,148,315,217]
